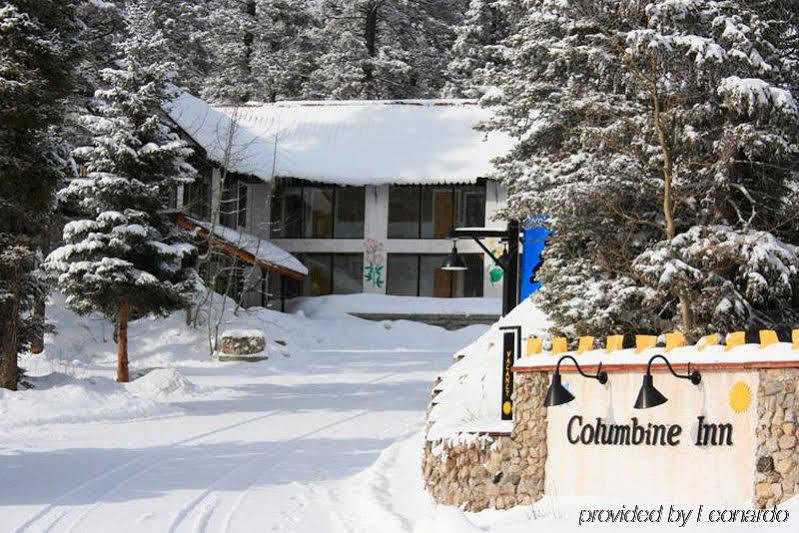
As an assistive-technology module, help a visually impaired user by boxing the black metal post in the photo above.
[503,220,520,316]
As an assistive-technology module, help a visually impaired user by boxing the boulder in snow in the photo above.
[218,329,267,361]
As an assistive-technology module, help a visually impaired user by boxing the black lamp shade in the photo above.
[633,374,668,409]
[441,244,468,271]
[543,373,575,407]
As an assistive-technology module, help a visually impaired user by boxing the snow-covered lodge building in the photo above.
[167,93,513,308]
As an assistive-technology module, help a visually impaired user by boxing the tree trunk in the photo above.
[0,267,22,390]
[117,295,130,383]
[362,2,378,83]
[29,295,45,354]
[31,223,52,354]
[652,86,694,337]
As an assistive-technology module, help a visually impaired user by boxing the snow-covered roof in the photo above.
[166,92,513,186]
[177,215,308,278]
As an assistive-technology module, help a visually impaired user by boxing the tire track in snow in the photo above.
[14,409,287,533]
[168,371,403,533]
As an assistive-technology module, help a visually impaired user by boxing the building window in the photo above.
[388,184,486,239]
[386,254,484,297]
[183,172,212,220]
[303,187,333,238]
[296,253,364,296]
[219,177,247,229]
[271,180,365,239]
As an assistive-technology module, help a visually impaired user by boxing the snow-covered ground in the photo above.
[1,294,489,532]
[3,295,797,532]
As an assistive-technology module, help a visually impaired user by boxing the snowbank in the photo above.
[126,368,199,400]
[0,373,176,429]
[287,293,502,318]
[426,299,551,440]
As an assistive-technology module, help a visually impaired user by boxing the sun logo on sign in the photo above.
[729,382,752,414]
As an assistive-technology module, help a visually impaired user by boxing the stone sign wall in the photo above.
[423,366,799,512]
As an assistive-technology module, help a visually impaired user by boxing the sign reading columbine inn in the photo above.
[423,328,799,512]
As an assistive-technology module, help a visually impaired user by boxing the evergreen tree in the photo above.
[250,0,319,102]
[0,0,82,389]
[45,2,197,382]
[201,0,259,102]
[442,0,520,98]
[482,1,799,339]
[202,0,319,103]
[307,0,466,99]
[135,0,210,93]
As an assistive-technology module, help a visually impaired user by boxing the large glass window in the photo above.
[387,186,420,238]
[271,181,364,239]
[219,178,247,229]
[296,253,364,296]
[333,254,364,294]
[335,187,365,238]
[303,187,333,238]
[386,254,484,297]
[385,255,419,296]
[303,254,333,296]
[388,184,486,239]
[183,173,211,220]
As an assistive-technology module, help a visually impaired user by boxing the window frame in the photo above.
[271,179,365,239]
[387,182,487,240]
[386,253,484,298]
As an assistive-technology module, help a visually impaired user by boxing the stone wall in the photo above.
[755,368,799,507]
[422,372,549,511]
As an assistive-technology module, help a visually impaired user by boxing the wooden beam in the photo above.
[175,214,306,281]
[513,360,799,373]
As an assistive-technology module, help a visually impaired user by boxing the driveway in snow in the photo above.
[1,300,486,532]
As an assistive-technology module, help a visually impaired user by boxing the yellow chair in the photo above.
[793,329,799,350]
[577,336,594,354]
[551,337,568,355]
[605,335,624,353]
[635,335,657,354]
[725,331,745,351]
[760,330,779,348]
[526,337,542,357]
[665,332,685,352]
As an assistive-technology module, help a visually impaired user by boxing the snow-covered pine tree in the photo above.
[201,0,259,102]
[133,0,210,93]
[442,0,521,98]
[45,2,197,382]
[0,0,82,389]
[250,0,319,102]
[307,0,467,99]
[482,1,799,339]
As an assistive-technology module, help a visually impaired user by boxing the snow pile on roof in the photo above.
[166,92,513,185]
[287,293,501,318]
[187,216,308,276]
[426,299,552,441]
[515,338,799,369]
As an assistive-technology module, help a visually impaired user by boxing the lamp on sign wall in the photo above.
[543,355,608,407]
[634,354,702,409]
